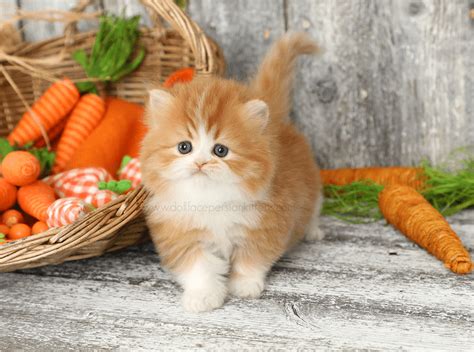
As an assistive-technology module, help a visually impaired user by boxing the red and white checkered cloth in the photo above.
[43,167,113,204]
[118,158,141,188]
[90,190,118,208]
[46,197,91,228]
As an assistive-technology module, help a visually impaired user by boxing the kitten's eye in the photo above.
[177,141,192,154]
[213,144,229,158]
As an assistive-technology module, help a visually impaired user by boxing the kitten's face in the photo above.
[141,78,275,196]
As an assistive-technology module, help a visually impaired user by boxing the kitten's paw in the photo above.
[305,226,324,242]
[182,285,227,313]
[229,276,265,299]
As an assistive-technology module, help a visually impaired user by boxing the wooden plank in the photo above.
[0,211,472,350]
[19,0,100,42]
[0,1,17,22]
[102,0,152,27]
[287,0,474,168]
[188,0,286,79]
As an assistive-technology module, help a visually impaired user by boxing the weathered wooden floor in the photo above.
[0,211,473,351]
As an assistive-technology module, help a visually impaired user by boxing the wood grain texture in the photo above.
[1,211,473,350]
[288,0,474,168]
[188,0,286,79]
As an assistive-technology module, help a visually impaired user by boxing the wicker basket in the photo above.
[0,0,225,272]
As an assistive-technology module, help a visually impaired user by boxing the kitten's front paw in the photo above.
[229,276,265,299]
[182,286,227,313]
[305,226,324,242]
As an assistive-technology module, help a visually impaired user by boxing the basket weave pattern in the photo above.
[0,0,225,272]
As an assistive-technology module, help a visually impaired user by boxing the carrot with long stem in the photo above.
[321,167,425,190]
[379,184,472,274]
[53,94,106,173]
[17,181,56,222]
[7,79,80,146]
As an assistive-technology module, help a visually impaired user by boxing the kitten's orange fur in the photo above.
[141,33,323,312]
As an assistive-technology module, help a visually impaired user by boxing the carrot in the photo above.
[379,184,473,274]
[2,209,23,227]
[65,98,144,175]
[8,223,31,240]
[7,79,80,146]
[1,151,41,186]
[0,224,9,236]
[163,68,194,88]
[17,181,56,222]
[0,178,17,211]
[321,167,425,190]
[53,94,106,173]
[34,116,69,148]
[32,221,49,235]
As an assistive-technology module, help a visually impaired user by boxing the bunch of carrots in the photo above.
[321,163,474,274]
[0,151,54,244]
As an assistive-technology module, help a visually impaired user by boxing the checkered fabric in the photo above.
[90,190,118,208]
[118,158,141,188]
[46,197,90,228]
[43,167,113,203]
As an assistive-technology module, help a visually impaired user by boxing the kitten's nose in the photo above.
[195,161,208,170]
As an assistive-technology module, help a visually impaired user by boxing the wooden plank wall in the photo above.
[5,0,474,168]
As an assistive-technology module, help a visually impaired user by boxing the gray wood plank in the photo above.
[0,211,472,350]
[19,0,100,42]
[288,0,474,168]
[188,0,286,79]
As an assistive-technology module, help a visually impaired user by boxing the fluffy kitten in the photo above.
[141,33,323,312]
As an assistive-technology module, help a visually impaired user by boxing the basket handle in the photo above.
[139,0,217,75]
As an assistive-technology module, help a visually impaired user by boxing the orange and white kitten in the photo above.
[141,33,323,312]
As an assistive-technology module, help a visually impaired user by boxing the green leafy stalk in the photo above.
[98,180,132,195]
[322,156,474,222]
[73,14,145,94]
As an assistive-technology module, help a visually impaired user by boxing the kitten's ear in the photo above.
[147,89,175,127]
[243,100,269,130]
[149,89,174,111]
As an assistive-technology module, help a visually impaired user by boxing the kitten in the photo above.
[141,32,323,312]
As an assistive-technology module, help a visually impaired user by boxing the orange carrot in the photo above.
[1,151,41,186]
[53,94,106,173]
[379,185,473,274]
[17,181,56,222]
[0,224,9,236]
[32,221,49,234]
[321,167,425,190]
[65,98,144,175]
[0,178,17,211]
[8,223,31,240]
[34,116,69,148]
[7,79,80,146]
[1,209,23,227]
[163,68,194,88]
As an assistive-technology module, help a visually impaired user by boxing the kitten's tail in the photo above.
[250,32,319,123]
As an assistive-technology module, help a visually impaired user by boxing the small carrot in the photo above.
[0,178,17,211]
[53,94,106,173]
[321,167,426,190]
[0,224,9,236]
[7,79,80,146]
[65,98,144,175]
[8,223,31,240]
[2,209,24,227]
[34,116,69,148]
[17,181,56,222]
[379,185,473,274]
[32,221,49,235]
[1,151,41,186]
[163,68,195,88]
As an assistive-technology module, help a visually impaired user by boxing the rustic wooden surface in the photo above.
[1,211,473,350]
